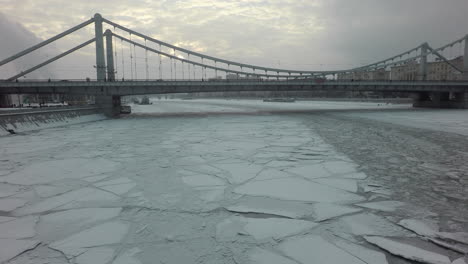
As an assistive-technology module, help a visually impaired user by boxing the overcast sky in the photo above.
[1,0,467,79]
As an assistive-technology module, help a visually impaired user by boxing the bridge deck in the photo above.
[1,80,467,95]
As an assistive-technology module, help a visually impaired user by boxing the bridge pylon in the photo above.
[418,43,428,81]
[464,34,468,80]
[105,29,115,81]
[94,13,107,81]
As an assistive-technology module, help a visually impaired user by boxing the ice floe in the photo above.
[75,247,115,264]
[0,239,40,263]
[242,218,318,240]
[112,248,143,264]
[226,196,316,219]
[452,258,468,264]
[15,187,119,215]
[216,216,317,241]
[248,248,298,264]
[364,236,451,264]
[311,203,362,221]
[37,208,122,242]
[0,216,37,239]
[356,200,405,212]
[234,178,365,203]
[49,221,129,257]
[181,174,225,187]
[0,198,27,212]
[214,163,263,184]
[398,219,439,237]
[279,235,375,264]
[311,178,358,192]
[337,213,410,236]
[1,158,118,185]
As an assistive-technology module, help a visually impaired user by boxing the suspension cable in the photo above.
[159,44,162,79]
[170,57,173,80]
[145,39,149,80]
[121,39,125,80]
[129,34,134,80]
[114,27,118,80]
[134,44,138,80]
[182,61,185,79]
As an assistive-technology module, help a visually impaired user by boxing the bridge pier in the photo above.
[95,95,121,117]
[413,91,468,109]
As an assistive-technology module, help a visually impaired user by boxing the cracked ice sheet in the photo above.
[0,184,23,198]
[181,174,226,187]
[216,216,318,241]
[279,235,386,264]
[226,196,316,219]
[0,216,37,239]
[75,247,115,264]
[0,198,26,212]
[335,213,411,237]
[356,200,406,212]
[37,208,122,242]
[1,158,118,185]
[113,248,143,264]
[398,219,439,237]
[364,236,451,264]
[0,239,40,263]
[213,163,264,184]
[234,177,365,203]
[311,178,358,192]
[248,248,298,264]
[14,187,119,216]
[49,221,129,258]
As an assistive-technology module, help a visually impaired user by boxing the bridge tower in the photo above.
[464,34,468,80]
[94,13,107,81]
[105,29,115,81]
[418,43,428,81]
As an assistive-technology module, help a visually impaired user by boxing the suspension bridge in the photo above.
[1,13,468,115]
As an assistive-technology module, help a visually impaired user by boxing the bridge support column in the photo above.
[94,13,107,81]
[413,91,468,109]
[95,95,121,117]
[105,29,115,81]
[463,34,468,80]
[418,43,428,81]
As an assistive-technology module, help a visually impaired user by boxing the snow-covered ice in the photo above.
[1,99,465,263]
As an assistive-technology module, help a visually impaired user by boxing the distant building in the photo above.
[390,56,463,81]
[226,73,261,80]
[390,60,419,81]
[337,56,464,81]
[337,68,390,81]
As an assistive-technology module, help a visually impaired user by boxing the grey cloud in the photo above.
[1,0,467,79]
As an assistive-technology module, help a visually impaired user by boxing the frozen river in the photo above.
[1,99,468,264]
